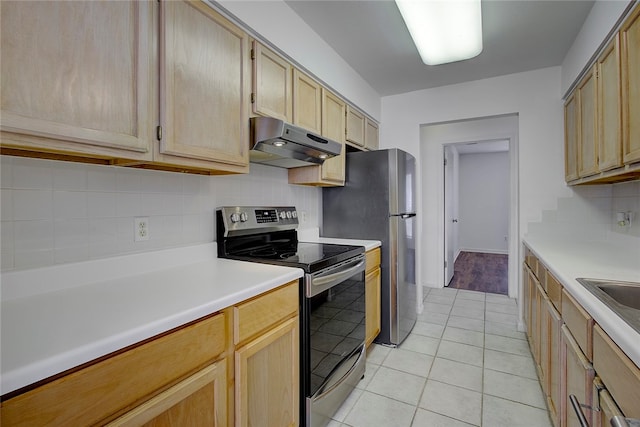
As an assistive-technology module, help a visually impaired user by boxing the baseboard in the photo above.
[458,248,508,255]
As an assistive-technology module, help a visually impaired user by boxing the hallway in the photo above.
[447,251,508,295]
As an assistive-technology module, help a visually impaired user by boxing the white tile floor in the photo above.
[328,287,553,427]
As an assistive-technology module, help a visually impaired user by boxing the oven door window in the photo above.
[308,272,365,396]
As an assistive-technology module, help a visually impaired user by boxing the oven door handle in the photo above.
[307,257,365,298]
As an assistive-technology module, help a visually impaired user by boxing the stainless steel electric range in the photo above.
[216,206,366,427]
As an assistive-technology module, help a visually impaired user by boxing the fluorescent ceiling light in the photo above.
[395,0,483,66]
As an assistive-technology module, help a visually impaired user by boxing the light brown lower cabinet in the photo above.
[0,280,301,427]
[541,294,562,427]
[592,324,640,420]
[107,360,227,427]
[0,313,227,426]
[365,248,381,348]
[523,244,639,427]
[235,317,299,427]
[231,280,300,427]
[548,300,563,427]
[561,324,595,427]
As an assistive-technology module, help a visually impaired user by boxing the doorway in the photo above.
[418,113,519,299]
[444,140,510,295]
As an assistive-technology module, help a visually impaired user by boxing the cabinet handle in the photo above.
[570,394,590,427]
[611,415,640,427]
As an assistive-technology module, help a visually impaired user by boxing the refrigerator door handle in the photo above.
[391,213,417,219]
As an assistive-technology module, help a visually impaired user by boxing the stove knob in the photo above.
[240,212,248,222]
[286,211,292,219]
[230,212,241,223]
[292,211,298,218]
[279,211,287,220]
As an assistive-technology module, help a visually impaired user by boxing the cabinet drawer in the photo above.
[365,248,381,274]
[1,313,226,427]
[234,281,298,345]
[562,289,594,360]
[545,271,562,313]
[593,325,640,418]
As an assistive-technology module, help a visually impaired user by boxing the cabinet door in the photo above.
[597,34,622,172]
[288,88,345,186]
[235,317,299,427]
[0,1,152,158]
[525,267,540,362]
[594,386,624,427]
[562,325,595,427]
[532,281,543,368]
[251,41,292,122]
[545,298,562,427]
[106,360,227,427]
[365,267,381,347]
[564,93,579,182]
[539,289,551,395]
[578,68,599,178]
[292,69,322,134]
[159,0,249,169]
[522,263,531,336]
[320,89,346,183]
[346,106,365,147]
[365,118,379,151]
[621,4,640,164]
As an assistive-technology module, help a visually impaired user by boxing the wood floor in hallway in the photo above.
[447,251,508,295]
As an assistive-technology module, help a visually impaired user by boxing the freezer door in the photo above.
[388,213,417,344]
[389,149,416,215]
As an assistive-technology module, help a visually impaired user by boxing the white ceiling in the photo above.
[284,0,596,96]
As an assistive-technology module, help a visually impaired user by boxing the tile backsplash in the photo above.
[526,180,640,241]
[1,155,321,271]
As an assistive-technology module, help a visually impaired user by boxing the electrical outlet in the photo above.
[134,217,149,242]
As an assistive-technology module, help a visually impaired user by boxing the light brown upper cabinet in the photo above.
[346,106,365,148]
[621,5,640,164]
[318,89,347,184]
[0,1,154,161]
[597,35,622,172]
[158,0,249,173]
[292,68,322,135]
[577,68,599,178]
[365,118,380,151]
[251,41,292,122]
[564,3,640,184]
[564,93,579,182]
[289,88,346,186]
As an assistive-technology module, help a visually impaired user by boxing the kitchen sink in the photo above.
[576,278,640,334]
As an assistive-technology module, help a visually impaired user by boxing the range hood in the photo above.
[249,117,342,168]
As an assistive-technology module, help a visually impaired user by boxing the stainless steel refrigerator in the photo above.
[322,148,417,346]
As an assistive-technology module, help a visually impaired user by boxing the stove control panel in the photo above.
[217,206,299,235]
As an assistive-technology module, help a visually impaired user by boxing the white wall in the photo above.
[215,0,381,121]
[0,0,384,273]
[0,156,321,271]
[382,67,566,294]
[561,0,633,96]
[527,181,640,241]
[458,151,510,254]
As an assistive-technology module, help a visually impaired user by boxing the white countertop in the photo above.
[523,234,640,367]
[0,243,303,395]
[298,227,381,252]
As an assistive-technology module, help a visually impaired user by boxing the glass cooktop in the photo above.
[226,241,364,273]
